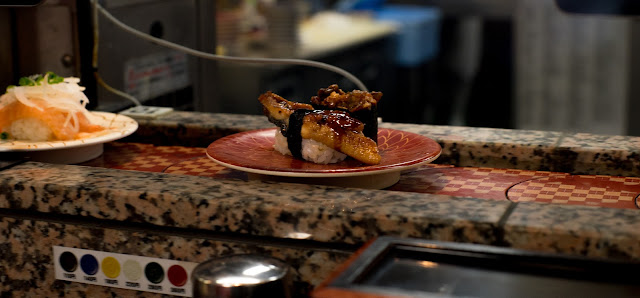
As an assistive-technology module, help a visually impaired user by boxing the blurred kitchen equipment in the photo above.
[373,5,442,123]
[0,0,44,6]
[216,0,301,58]
[192,254,292,298]
[91,0,216,112]
[2,0,217,112]
[263,1,301,58]
[555,0,640,15]
[515,0,638,135]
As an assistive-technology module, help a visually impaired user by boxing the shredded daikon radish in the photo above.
[1,73,92,131]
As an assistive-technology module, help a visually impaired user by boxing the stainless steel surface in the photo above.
[320,236,640,298]
[192,255,292,298]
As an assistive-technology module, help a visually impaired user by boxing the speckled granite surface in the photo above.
[0,159,22,171]
[3,111,640,296]
[0,216,349,297]
[0,162,510,245]
[503,202,640,259]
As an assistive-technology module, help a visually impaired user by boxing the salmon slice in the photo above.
[0,99,104,141]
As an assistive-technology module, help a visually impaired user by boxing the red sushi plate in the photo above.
[206,128,442,178]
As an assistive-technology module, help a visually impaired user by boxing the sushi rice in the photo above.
[9,118,53,142]
[273,129,347,164]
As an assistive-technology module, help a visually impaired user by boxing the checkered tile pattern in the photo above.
[163,157,225,176]
[507,175,640,209]
[86,143,640,210]
[81,143,205,173]
[163,156,247,179]
[164,157,248,180]
[389,165,570,201]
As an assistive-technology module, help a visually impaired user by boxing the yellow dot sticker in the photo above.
[101,257,121,279]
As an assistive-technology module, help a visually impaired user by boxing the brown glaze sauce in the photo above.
[306,110,364,132]
[302,110,365,153]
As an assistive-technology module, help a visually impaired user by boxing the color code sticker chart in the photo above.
[53,246,199,297]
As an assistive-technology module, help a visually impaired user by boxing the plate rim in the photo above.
[0,111,138,152]
[206,127,442,178]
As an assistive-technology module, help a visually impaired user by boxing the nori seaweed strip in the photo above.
[350,106,378,143]
[283,109,312,159]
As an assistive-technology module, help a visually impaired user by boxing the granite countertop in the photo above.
[2,111,640,262]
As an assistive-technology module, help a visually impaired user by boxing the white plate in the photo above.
[0,112,138,164]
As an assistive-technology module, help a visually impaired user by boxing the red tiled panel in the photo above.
[388,165,569,200]
[81,142,205,172]
[86,143,640,210]
[163,156,248,180]
[507,175,640,209]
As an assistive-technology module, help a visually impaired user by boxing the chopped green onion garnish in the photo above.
[18,77,36,86]
[15,72,64,87]
[0,132,8,140]
[46,71,64,84]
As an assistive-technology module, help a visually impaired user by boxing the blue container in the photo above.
[335,0,386,12]
[375,5,441,67]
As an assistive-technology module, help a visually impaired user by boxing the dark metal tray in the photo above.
[313,237,640,298]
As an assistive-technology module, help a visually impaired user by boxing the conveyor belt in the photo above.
[81,142,640,210]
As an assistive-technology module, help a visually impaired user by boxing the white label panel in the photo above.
[53,246,199,297]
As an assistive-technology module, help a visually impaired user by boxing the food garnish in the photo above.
[0,72,104,141]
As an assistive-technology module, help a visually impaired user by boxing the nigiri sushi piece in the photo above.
[310,84,382,142]
[0,72,105,141]
[259,91,381,165]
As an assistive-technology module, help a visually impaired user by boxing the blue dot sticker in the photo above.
[80,254,99,275]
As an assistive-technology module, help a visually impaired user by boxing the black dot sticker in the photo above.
[145,262,164,284]
[59,251,78,272]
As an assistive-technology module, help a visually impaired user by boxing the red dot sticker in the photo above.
[167,264,188,287]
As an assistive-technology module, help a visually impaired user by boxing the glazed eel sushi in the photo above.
[258,88,382,165]
[310,84,382,143]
